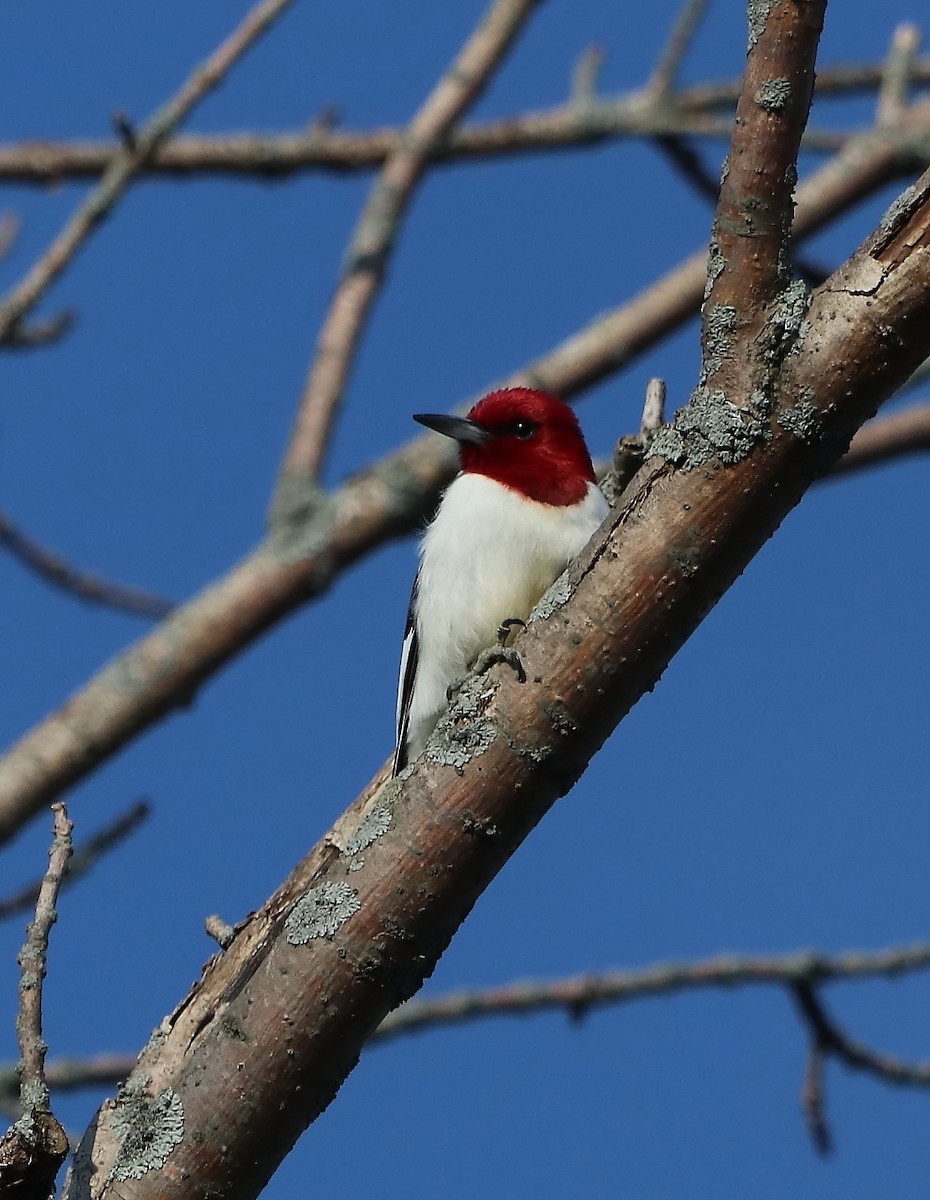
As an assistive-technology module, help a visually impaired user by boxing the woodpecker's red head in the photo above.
[414,388,596,506]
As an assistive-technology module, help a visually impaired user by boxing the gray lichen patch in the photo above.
[285,882,361,944]
[652,388,770,470]
[649,424,688,466]
[703,239,725,300]
[878,183,919,238]
[344,804,393,857]
[747,0,777,48]
[777,395,822,442]
[109,1083,184,1182]
[18,1079,49,1114]
[766,280,811,358]
[426,677,497,771]
[701,304,738,379]
[755,78,792,111]
[530,572,573,621]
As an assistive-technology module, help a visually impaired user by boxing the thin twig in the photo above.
[274,0,542,493]
[17,804,73,1104]
[791,981,930,1087]
[0,804,72,1195]
[828,402,930,477]
[653,133,720,201]
[877,23,921,127]
[2,941,927,1110]
[0,509,175,618]
[0,212,19,260]
[1,309,75,349]
[0,800,150,921]
[800,1041,832,1155]
[0,0,296,346]
[375,944,930,1044]
[640,377,666,436]
[0,52,927,187]
[648,0,712,96]
[570,44,607,105]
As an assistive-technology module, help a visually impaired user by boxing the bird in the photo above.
[393,386,609,775]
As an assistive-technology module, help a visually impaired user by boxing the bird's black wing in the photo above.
[392,577,419,776]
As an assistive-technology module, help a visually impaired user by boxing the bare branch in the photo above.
[2,53,928,185]
[648,0,712,96]
[800,1042,832,1155]
[0,212,20,260]
[640,377,666,436]
[0,0,296,346]
[63,138,930,1191]
[702,0,825,386]
[792,980,930,1088]
[0,511,175,618]
[570,44,607,105]
[2,940,927,1112]
[1,309,75,350]
[0,118,920,846]
[829,403,930,477]
[274,0,543,491]
[16,804,73,1104]
[375,944,930,1042]
[877,23,921,127]
[0,805,72,1196]
[0,800,150,921]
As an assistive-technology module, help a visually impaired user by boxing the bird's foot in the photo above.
[445,618,528,703]
[474,616,527,683]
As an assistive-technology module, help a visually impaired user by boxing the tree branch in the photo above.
[0,56,927,184]
[62,127,930,1198]
[273,0,543,493]
[0,0,296,346]
[647,0,711,97]
[0,804,72,1197]
[3,941,925,1110]
[829,402,930,476]
[0,800,149,921]
[792,981,930,1086]
[702,0,824,389]
[0,511,175,618]
[0,107,924,847]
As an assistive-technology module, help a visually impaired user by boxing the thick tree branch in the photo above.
[0,110,925,847]
[274,0,543,491]
[0,0,295,346]
[62,136,930,1195]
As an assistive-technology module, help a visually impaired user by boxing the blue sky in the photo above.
[1,1,929,1197]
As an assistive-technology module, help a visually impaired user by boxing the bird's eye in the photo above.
[510,419,537,440]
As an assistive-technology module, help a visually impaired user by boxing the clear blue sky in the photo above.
[1,2,928,1196]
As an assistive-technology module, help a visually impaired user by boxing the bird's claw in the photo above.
[496,617,526,646]
[487,616,527,681]
[446,618,529,702]
[480,645,527,684]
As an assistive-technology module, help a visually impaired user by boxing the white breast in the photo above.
[403,473,608,762]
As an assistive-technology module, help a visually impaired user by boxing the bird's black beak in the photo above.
[413,412,491,446]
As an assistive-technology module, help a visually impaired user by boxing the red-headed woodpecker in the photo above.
[393,387,609,775]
